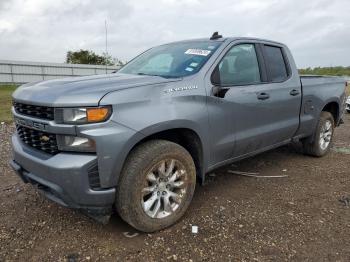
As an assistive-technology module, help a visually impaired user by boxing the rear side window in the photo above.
[264,45,288,82]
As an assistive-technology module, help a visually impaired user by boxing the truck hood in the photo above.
[12,73,180,106]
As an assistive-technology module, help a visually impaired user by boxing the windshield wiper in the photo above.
[137,73,161,77]
[136,73,177,79]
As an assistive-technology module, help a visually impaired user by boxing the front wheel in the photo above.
[116,140,196,232]
[302,111,335,157]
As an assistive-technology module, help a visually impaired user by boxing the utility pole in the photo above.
[105,20,108,74]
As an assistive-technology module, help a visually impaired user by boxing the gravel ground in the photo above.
[0,114,350,262]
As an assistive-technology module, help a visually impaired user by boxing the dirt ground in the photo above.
[1,114,350,262]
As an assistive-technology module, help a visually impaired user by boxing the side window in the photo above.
[263,45,288,82]
[216,44,261,86]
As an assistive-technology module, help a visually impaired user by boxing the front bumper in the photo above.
[11,135,116,221]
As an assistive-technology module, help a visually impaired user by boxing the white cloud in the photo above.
[0,0,349,67]
[0,20,15,32]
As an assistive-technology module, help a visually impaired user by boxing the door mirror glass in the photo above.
[211,66,221,86]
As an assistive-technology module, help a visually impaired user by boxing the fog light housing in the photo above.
[57,135,96,152]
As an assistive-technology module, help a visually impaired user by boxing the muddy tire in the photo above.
[302,111,334,157]
[116,140,196,232]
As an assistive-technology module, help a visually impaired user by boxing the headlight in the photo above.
[57,135,96,152]
[55,106,112,124]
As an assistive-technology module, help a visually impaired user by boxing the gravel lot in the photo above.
[1,114,350,261]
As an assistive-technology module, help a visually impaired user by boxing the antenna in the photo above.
[105,20,108,74]
[210,31,222,40]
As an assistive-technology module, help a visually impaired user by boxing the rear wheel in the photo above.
[116,140,196,232]
[302,111,334,157]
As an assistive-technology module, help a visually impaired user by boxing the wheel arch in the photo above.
[302,100,339,145]
[321,101,339,124]
[134,127,204,182]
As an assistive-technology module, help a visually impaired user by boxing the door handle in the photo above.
[290,89,300,96]
[257,92,270,100]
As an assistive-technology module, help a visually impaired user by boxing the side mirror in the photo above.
[211,66,229,98]
[211,66,221,86]
[211,66,222,96]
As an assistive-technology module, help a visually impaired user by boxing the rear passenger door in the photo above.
[254,44,302,147]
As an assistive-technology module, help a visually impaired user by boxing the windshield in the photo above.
[119,41,222,78]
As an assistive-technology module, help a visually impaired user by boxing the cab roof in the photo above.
[169,36,286,47]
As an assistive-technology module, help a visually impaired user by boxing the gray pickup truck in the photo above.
[10,33,347,232]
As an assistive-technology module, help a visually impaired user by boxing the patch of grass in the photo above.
[0,85,17,123]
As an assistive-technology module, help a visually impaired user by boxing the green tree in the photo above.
[66,49,118,66]
[299,66,350,76]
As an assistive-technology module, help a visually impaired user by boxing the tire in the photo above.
[302,111,335,157]
[116,139,196,232]
[346,109,350,113]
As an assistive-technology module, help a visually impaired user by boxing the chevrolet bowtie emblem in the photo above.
[40,135,50,142]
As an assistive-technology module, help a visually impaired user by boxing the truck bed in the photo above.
[296,75,346,137]
[300,75,345,86]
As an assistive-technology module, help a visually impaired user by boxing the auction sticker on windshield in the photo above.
[185,49,211,56]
